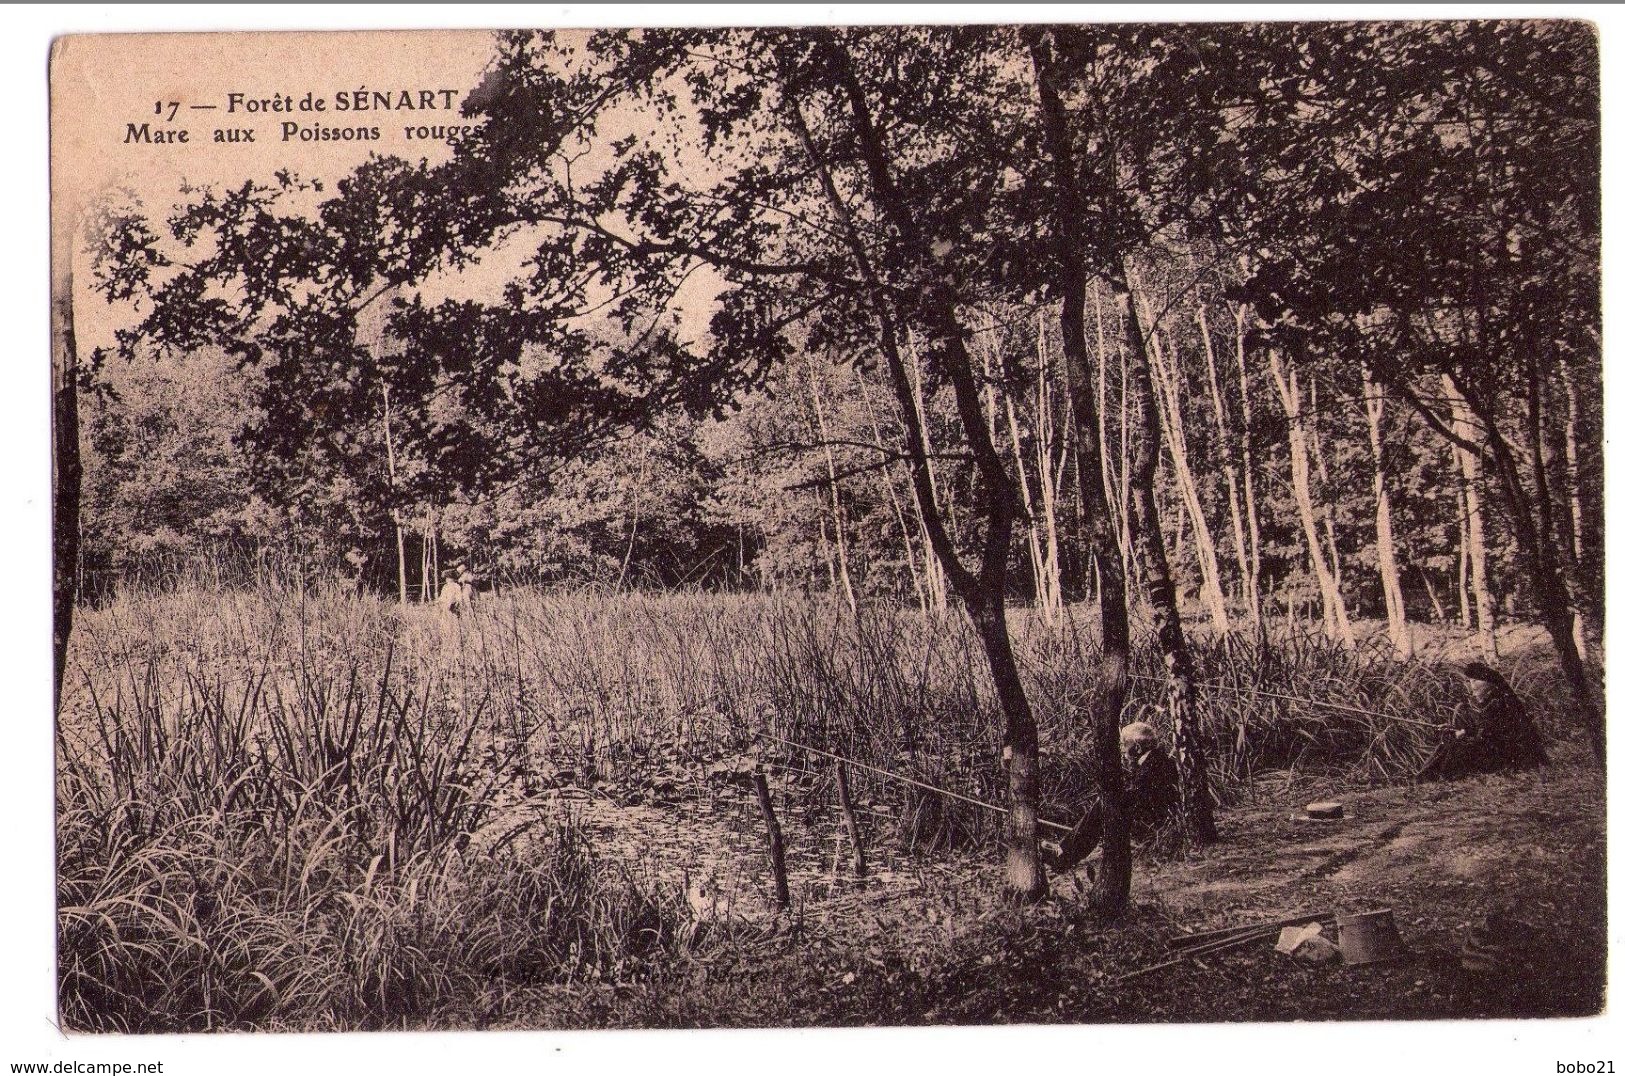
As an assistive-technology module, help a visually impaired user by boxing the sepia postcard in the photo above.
[42,11,1609,1067]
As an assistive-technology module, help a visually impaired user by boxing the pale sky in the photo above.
[52,30,504,353]
[53,28,732,357]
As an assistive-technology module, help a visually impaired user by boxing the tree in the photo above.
[1230,20,1603,759]
[52,204,84,711]
[1022,25,1137,907]
[92,137,757,599]
[1019,25,1232,846]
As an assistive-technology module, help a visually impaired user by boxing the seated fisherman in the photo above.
[1043,721,1179,873]
[1416,661,1547,781]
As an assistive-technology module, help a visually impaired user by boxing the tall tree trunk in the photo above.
[421,522,430,600]
[784,53,1045,898]
[984,341,1054,622]
[930,314,1045,900]
[1089,283,1131,583]
[1361,366,1412,658]
[1144,325,1228,637]
[381,383,407,605]
[1198,306,1252,625]
[1269,350,1355,647]
[1440,375,1498,660]
[1421,572,1447,623]
[855,367,928,613]
[1030,320,1067,620]
[1112,301,1135,584]
[809,362,858,613]
[1145,321,1230,635]
[1456,480,1472,628]
[52,216,83,713]
[1306,375,1350,618]
[1556,357,1589,660]
[1228,307,1267,637]
[906,337,950,611]
[1024,28,1136,911]
[994,340,1064,623]
[1119,272,1217,845]
[1232,305,1266,636]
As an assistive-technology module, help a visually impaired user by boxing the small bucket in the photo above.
[1337,909,1407,966]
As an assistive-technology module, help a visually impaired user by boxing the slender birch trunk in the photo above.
[1557,356,1590,661]
[1306,375,1350,613]
[1119,273,1217,845]
[983,339,1055,622]
[1089,282,1130,581]
[429,517,439,601]
[855,367,928,612]
[1456,480,1472,627]
[420,517,431,602]
[1440,375,1498,660]
[997,349,1062,623]
[1361,366,1412,658]
[1268,350,1354,647]
[1421,573,1447,622]
[1145,318,1230,635]
[1233,305,1266,635]
[809,364,858,613]
[907,336,950,611]
[1198,307,1252,622]
[1116,309,1134,583]
[1033,319,1068,619]
[381,383,407,606]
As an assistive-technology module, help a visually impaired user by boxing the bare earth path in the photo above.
[506,758,1606,1027]
[1137,763,1603,927]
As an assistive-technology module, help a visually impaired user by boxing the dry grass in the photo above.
[58,580,1570,1030]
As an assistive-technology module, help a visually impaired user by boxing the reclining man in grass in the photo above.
[1042,721,1179,874]
[1415,661,1548,781]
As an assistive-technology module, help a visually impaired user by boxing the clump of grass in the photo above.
[1175,630,1456,790]
[57,634,687,1032]
[68,585,1502,865]
[1022,612,1512,797]
[63,581,1576,1031]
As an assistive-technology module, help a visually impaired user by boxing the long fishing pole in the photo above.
[755,729,1074,836]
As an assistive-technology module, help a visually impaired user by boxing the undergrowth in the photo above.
[58,581,1579,1029]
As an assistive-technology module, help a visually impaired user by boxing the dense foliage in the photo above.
[74,20,1601,903]
[81,21,1597,631]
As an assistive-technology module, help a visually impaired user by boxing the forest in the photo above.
[54,20,1604,1030]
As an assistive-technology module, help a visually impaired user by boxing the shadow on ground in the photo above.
[497,759,1605,1028]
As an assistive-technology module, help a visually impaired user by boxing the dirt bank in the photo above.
[498,759,1606,1028]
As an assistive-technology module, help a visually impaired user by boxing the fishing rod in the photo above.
[755,729,1074,836]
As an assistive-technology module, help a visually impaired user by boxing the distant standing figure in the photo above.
[1043,721,1180,873]
[437,563,474,616]
[1416,662,1547,781]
